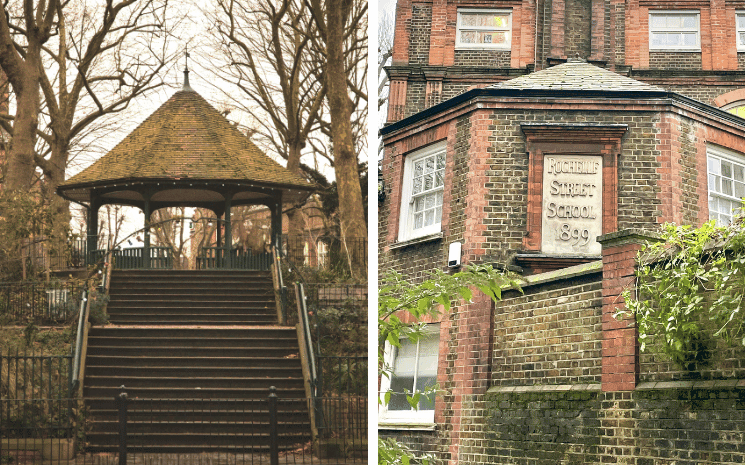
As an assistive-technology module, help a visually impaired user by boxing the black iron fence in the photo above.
[0,353,73,401]
[0,391,366,465]
[19,237,87,273]
[317,356,367,399]
[0,281,85,324]
[315,396,367,452]
[282,236,367,276]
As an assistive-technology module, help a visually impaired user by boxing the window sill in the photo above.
[455,45,511,51]
[391,233,443,250]
[378,421,436,431]
[648,48,701,53]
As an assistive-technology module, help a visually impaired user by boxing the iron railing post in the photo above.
[269,386,279,465]
[117,386,128,465]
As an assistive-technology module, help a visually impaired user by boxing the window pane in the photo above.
[460,14,480,27]
[666,33,681,46]
[436,191,443,206]
[722,161,733,178]
[425,194,435,210]
[723,179,733,196]
[651,33,666,47]
[414,197,424,212]
[478,31,507,44]
[736,182,745,198]
[437,152,446,169]
[387,329,440,412]
[739,15,745,29]
[683,33,697,46]
[425,156,435,173]
[735,165,744,182]
[682,15,696,28]
[460,31,477,44]
[740,32,745,45]
[424,210,434,226]
[424,174,433,191]
[414,212,423,229]
[435,171,444,187]
[413,177,422,195]
[414,160,423,177]
[651,15,666,28]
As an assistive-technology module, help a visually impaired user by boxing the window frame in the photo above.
[379,324,440,426]
[737,11,745,51]
[648,10,701,51]
[707,145,745,225]
[397,142,446,242]
[455,8,512,51]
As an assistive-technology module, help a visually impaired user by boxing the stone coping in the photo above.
[508,259,603,291]
[487,384,601,394]
[636,379,745,390]
[378,422,436,431]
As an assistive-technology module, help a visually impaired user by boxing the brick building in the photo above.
[380,2,745,463]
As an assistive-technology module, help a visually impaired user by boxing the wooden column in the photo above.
[270,192,283,253]
[143,196,151,269]
[87,194,101,266]
[224,195,233,268]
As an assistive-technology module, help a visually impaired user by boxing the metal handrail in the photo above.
[272,246,288,324]
[296,283,318,392]
[70,289,89,397]
[295,282,324,434]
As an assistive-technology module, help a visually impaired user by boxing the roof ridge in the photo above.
[491,61,665,92]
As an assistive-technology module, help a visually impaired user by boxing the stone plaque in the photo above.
[541,155,603,255]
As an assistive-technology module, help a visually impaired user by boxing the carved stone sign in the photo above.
[541,155,603,255]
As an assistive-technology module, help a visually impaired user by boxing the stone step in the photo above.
[83,386,306,399]
[87,327,295,338]
[85,376,304,390]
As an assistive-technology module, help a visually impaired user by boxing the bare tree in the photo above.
[0,1,178,217]
[379,10,393,113]
[304,0,368,278]
[207,0,327,261]
[151,208,189,269]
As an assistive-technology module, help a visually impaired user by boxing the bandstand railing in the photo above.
[196,247,272,270]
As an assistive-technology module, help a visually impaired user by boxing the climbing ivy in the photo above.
[620,217,745,368]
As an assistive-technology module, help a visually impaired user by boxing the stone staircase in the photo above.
[83,270,310,453]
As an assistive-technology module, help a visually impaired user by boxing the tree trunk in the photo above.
[5,65,41,191]
[325,0,367,279]
[286,142,306,266]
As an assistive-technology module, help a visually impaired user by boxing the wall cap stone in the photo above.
[378,422,436,431]
[508,259,603,291]
[597,229,662,247]
[487,384,602,393]
[636,379,745,390]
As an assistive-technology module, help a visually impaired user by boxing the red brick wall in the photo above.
[599,235,643,391]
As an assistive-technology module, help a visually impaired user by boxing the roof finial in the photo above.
[567,52,586,63]
[183,46,193,91]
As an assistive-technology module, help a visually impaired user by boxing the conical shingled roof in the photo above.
[490,59,666,92]
[59,88,312,201]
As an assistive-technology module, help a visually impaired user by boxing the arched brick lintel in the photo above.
[713,88,745,108]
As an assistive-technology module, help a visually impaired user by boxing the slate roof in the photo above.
[59,89,312,191]
[489,59,666,92]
